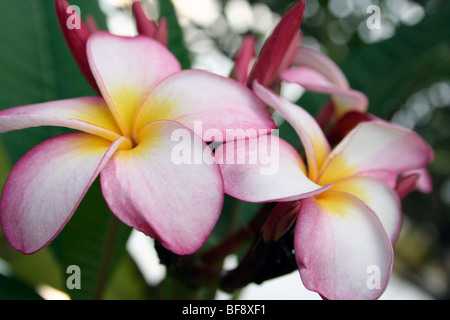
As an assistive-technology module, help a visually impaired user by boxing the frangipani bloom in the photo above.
[216,82,434,300]
[0,32,275,255]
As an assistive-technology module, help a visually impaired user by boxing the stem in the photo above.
[94,217,121,300]
[200,202,275,265]
[220,219,298,293]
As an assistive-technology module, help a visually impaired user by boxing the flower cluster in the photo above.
[0,0,434,300]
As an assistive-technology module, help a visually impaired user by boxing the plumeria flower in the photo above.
[216,82,434,300]
[231,0,433,199]
[0,32,275,255]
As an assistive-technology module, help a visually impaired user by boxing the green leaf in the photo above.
[103,252,150,300]
[159,0,191,69]
[0,274,44,300]
[50,180,132,300]
[340,1,450,119]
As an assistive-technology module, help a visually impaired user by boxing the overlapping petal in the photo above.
[253,81,330,180]
[134,70,276,142]
[0,133,128,254]
[294,193,393,300]
[318,120,435,187]
[282,47,368,117]
[87,32,181,137]
[100,120,224,255]
[0,97,123,142]
[215,134,329,203]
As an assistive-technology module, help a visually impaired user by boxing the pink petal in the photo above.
[54,0,99,94]
[100,120,224,255]
[132,1,157,38]
[331,176,402,244]
[281,66,368,117]
[395,173,420,199]
[253,81,330,180]
[0,97,123,142]
[402,168,433,194]
[247,0,305,87]
[327,110,376,146]
[131,1,168,46]
[261,201,301,243]
[154,18,168,47]
[0,133,127,254]
[318,121,434,187]
[295,192,393,300]
[285,46,368,117]
[233,35,256,84]
[292,46,350,89]
[215,135,329,203]
[87,32,181,137]
[134,70,276,142]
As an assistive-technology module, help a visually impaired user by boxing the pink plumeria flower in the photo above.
[0,32,275,255]
[216,82,434,300]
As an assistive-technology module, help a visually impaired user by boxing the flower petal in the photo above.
[291,47,350,89]
[0,97,123,142]
[281,66,368,117]
[330,176,402,244]
[55,0,99,94]
[253,81,330,180]
[247,0,305,87]
[132,1,157,37]
[87,32,181,137]
[318,121,434,186]
[215,135,329,203]
[0,133,127,254]
[402,168,433,194]
[285,46,368,117]
[100,120,224,255]
[294,192,393,300]
[134,70,276,142]
[233,35,256,84]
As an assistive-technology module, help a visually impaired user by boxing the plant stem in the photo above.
[200,202,275,265]
[94,217,121,300]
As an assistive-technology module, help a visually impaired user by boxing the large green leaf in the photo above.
[340,1,450,119]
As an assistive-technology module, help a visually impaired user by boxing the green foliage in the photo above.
[341,1,450,118]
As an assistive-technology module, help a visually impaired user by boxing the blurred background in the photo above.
[0,0,449,300]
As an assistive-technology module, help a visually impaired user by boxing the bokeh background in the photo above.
[0,0,449,300]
